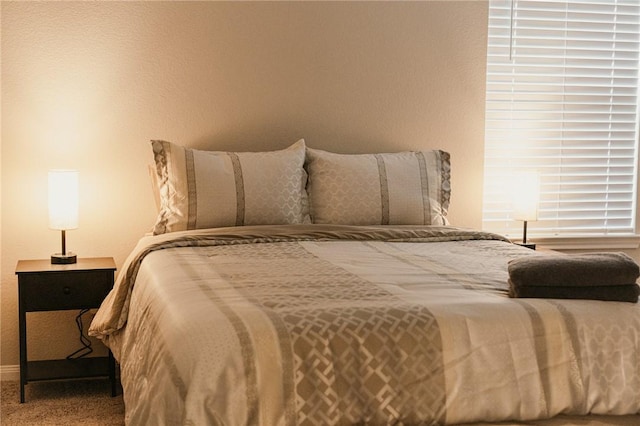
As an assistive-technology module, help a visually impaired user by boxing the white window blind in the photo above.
[483,0,640,240]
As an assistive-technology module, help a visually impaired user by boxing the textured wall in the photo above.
[1,1,489,368]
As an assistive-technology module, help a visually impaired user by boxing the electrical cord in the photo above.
[66,308,93,360]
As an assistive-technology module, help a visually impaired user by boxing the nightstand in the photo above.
[15,257,117,403]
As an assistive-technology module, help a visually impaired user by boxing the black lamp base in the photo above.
[51,253,77,264]
[517,243,536,250]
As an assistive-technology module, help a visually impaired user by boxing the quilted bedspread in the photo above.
[89,225,640,425]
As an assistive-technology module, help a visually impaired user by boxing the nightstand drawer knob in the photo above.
[63,286,71,295]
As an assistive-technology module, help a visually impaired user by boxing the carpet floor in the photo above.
[1,379,124,425]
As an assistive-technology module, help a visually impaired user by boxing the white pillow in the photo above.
[305,147,450,225]
[151,139,310,234]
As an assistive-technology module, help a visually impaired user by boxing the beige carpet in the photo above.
[1,379,124,425]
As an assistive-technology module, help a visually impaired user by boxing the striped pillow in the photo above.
[305,148,451,226]
[151,139,310,234]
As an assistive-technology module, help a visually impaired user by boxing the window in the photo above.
[482,0,640,244]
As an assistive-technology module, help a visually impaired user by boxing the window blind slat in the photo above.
[483,0,639,239]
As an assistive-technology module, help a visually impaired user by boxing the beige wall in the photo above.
[1,1,489,369]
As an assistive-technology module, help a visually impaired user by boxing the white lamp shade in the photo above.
[48,170,79,230]
[512,171,539,222]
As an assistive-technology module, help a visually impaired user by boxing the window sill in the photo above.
[515,235,640,250]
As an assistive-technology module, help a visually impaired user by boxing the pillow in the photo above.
[305,147,451,225]
[148,164,161,213]
[151,139,310,234]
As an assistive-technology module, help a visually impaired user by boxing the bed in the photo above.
[89,140,640,425]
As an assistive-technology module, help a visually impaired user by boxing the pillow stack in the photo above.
[149,139,451,235]
[508,252,640,303]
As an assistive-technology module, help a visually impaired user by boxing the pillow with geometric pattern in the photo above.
[305,147,450,226]
[151,139,310,234]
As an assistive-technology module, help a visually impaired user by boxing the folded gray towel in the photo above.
[509,280,640,303]
[508,252,639,288]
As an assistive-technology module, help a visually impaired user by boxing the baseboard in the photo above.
[1,365,20,381]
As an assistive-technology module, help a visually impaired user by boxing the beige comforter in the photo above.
[89,225,640,425]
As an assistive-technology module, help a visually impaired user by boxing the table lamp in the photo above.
[48,170,79,264]
[512,171,539,250]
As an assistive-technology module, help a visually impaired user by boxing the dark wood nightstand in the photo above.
[15,257,117,403]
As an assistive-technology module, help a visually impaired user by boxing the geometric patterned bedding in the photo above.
[88,225,640,425]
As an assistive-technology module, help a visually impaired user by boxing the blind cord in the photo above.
[509,0,516,60]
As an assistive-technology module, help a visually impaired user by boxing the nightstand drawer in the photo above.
[20,270,113,311]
